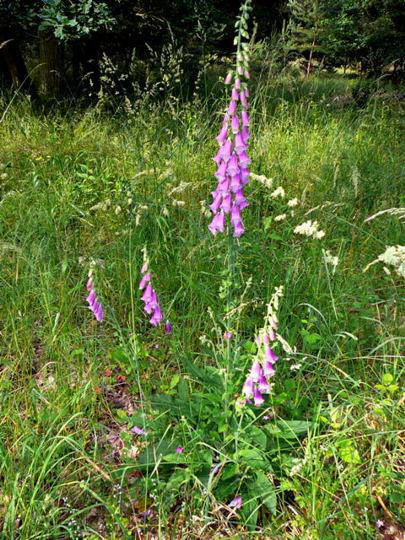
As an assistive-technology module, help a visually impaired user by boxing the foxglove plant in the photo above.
[86,268,104,322]
[208,0,252,238]
[139,250,165,328]
[241,286,284,407]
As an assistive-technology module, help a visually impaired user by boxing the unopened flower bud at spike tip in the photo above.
[165,321,171,334]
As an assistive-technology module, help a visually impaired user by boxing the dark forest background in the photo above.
[1,0,404,102]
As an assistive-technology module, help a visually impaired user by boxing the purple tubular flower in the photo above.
[242,375,254,398]
[250,360,262,382]
[224,72,233,84]
[231,115,239,134]
[215,160,227,180]
[220,139,232,162]
[241,126,250,144]
[253,386,264,406]
[263,359,275,379]
[230,174,241,193]
[139,272,151,290]
[235,78,241,90]
[86,277,104,322]
[265,345,279,364]
[258,374,270,393]
[221,193,232,214]
[227,100,237,116]
[229,495,242,509]
[242,111,250,126]
[240,90,248,108]
[140,264,164,328]
[233,220,245,238]
[216,125,228,145]
[231,87,239,100]
[208,212,225,235]
[227,154,239,176]
[209,192,222,213]
[234,190,248,210]
[234,133,246,154]
[165,321,171,334]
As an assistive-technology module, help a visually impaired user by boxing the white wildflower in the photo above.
[250,172,273,189]
[287,198,299,207]
[323,250,339,268]
[274,214,287,222]
[115,205,122,215]
[376,245,405,278]
[294,220,325,239]
[162,206,170,217]
[270,186,285,199]
[290,363,302,371]
[1,173,8,179]
[172,200,185,207]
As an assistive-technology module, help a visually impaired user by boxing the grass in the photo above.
[0,75,403,539]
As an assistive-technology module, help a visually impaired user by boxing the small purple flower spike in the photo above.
[228,495,242,509]
[165,321,172,334]
[140,260,165,329]
[86,276,104,322]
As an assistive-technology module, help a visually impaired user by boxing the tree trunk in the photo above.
[0,33,36,95]
[39,31,61,97]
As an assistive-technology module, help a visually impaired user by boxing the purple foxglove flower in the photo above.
[141,263,148,274]
[237,65,244,75]
[231,114,239,134]
[227,154,239,176]
[234,190,248,210]
[210,192,223,213]
[230,203,242,226]
[221,193,232,214]
[141,283,153,304]
[231,87,239,100]
[242,111,250,126]
[234,78,241,90]
[240,167,250,184]
[234,133,246,154]
[253,386,264,407]
[86,277,104,322]
[233,220,245,237]
[242,375,254,398]
[131,426,147,436]
[263,359,275,378]
[241,126,250,144]
[229,495,242,509]
[220,139,232,162]
[150,305,163,326]
[216,125,228,145]
[250,360,262,382]
[230,174,242,193]
[227,100,237,116]
[224,72,233,84]
[244,70,250,79]
[139,272,151,290]
[175,447,183,453]
[240,90,248,107]
[213,149,223,166]
[208,212,225,235]
[215,160,227,181]
[244,87,250,98]
[238,151,250,166]
[265,345,278,364]
[165,321,171,334]
[224,331,233,340]
[258,374,270,393]
[217,178,230,194]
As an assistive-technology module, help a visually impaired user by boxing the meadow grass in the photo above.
[0,76,403,538]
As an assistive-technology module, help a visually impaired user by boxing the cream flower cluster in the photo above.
[377,245,405,278]
[294,220,325,239]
